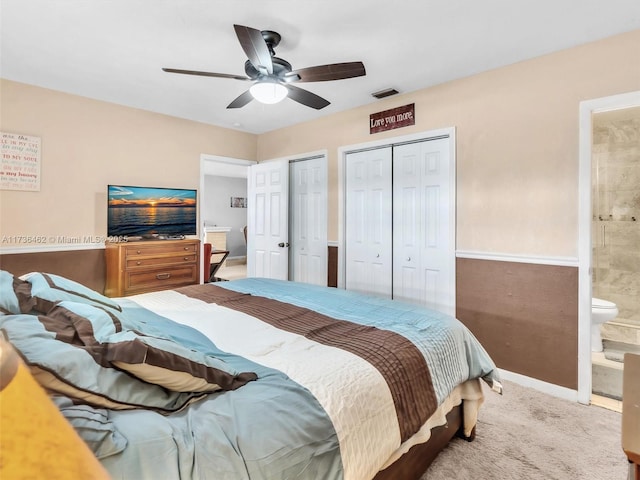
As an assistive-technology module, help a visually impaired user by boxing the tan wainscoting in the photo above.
[2,248,578,389]
[456,257,578,390]
[0,249,106,293]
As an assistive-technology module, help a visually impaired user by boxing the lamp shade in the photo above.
[249,80,288,104]
[0,338,111,479]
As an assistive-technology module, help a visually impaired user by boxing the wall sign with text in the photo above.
[369,103,415,134]
[1,131,41,191]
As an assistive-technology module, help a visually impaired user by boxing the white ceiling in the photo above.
[1,1,639,135]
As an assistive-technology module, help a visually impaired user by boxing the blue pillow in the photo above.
[0,304,257,412]
[0,313,208,412]
[21,272,122,314]
[0,270,35,315]
[51,301,255,392]
[105,330,256,393]
[50,300,123,339]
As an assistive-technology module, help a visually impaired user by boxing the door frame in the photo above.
[577,90,640,404]
[199,154,256,282]
[337,127,457,307]
[200,152,327,284]
[261,150,328,283]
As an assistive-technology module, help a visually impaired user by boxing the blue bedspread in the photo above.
[1,271,500,480]
[100,301,344,479]
[219,278,500,404]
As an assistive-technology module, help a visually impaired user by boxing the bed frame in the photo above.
[374,404,474,480]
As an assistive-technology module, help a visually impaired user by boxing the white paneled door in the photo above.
[343,134,454,314]
[344,147,393,298]
[290,157,328,285]
[393,138,454,315]
[247,161,289,280]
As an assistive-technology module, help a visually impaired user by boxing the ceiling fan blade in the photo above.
[289,61,366,82]
[227,90,254,109]
[233,24,273,75]
[285,85,330,110]
[162,68,250,81]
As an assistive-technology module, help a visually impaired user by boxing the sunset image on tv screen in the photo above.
[107,185,197,237]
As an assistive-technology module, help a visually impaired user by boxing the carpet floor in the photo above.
[422,380,627,480]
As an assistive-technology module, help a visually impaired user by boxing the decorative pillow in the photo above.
[105,332,257,392]
[0,313,209,412]
[20,272,122,314]
[0,270,36,314]
[0,305,257,412]
[51,395,128,459]
[48,300,123,340]
[46,301,256,393]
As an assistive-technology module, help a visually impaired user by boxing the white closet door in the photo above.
[345,147,393,298]
[247,161,289,280]
[290,157,327,285]
[393,138,453,314]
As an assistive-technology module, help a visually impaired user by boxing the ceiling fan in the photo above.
[162,24,366,110]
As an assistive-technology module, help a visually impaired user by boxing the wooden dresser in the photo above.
[105,239,200,297]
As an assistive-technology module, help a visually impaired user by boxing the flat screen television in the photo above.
[107,185,197,239]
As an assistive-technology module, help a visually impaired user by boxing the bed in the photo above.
[0,269,502,479]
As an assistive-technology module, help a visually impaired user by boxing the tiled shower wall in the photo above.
[592,107,640,344]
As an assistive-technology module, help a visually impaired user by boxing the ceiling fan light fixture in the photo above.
[163,25,365,110]
[249,80,288,104]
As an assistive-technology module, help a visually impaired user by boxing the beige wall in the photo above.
[258,29,640,257]
[2,31,638,389]
[2,30,639,255]
[0,80,257,247]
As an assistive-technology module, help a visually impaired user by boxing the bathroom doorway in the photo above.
[591,106,640,402]
[578,91,640,406]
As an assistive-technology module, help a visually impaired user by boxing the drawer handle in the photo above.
[184,257,190,261]
[136,250,141,254]
[184,247,190,251]
[156,273,171,280]
[136,261,141,265]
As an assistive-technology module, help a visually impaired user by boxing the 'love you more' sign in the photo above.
[369,103,415,134]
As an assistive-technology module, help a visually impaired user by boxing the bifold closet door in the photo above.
[289,157,327,286]
[393,138,453,314]
[344,147,393,298]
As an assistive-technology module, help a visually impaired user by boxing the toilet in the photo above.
[591,297,618,352]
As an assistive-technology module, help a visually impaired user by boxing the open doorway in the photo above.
[199,152,328,285]
[578,90,640,406]
[200,155,256,282]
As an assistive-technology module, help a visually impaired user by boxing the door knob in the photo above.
[278,242,290,248]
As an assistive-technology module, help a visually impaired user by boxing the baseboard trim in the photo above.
[498,369,579,403]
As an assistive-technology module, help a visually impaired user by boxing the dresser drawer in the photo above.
[125,242,198,258]
[125,265,198,293]
[126,254,197,269]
